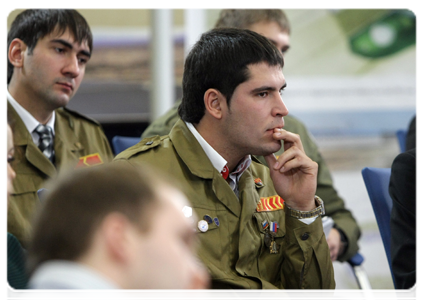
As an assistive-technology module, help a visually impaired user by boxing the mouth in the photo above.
[266,125,285,133]
[57,82,73,91]
[269,118,285,131]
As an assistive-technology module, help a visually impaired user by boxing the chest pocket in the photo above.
[192,206,224,271]
[253,209,286,285]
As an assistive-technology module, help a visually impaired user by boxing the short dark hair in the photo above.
[27,163,170,275]
[178,28,284,124]
[7,9,93,84]
[215,9,291,34]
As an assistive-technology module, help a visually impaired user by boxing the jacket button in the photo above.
[301,233,309,240]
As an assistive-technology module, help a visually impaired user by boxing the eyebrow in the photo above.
[51,39,91,58]
[251,83,287,94]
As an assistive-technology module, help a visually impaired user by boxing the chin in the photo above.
[252,141,282,156]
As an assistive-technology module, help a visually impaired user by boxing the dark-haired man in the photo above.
[28,163,209,289]
[116,28,335,289]
[7,9,113,246]
[141,9,360,263]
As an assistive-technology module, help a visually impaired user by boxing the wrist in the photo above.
[285,196,325,219]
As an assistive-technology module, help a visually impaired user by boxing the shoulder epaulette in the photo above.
[59,107,101,126]
[114,135,163,160]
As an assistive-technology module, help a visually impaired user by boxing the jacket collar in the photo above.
[170,119,216,179]
[170,120,243,217]
[8,102,56,177]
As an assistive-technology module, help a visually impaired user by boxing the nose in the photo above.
[63,55,80,78]
[272,93,289,118]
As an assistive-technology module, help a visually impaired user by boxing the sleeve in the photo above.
[389,149,416,289]
[141,101,181,139]
[281,215,335,289]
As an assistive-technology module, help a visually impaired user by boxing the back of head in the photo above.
[7,9,92,84]
[178,28,284,124]
[27,163,164,275]
[215,9,291,34]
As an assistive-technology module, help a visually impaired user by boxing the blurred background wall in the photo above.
[7,9,415,140]
[6,8,417,290]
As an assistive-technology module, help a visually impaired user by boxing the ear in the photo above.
[101,213,132,263]
[204,88,225,120]
[8,38,27,68]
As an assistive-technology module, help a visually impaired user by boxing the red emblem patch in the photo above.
[75,153,104,169]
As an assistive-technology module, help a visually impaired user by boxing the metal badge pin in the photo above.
[270,222,278,233]
[264,232,272,248]
[254,178,263,186]
[262,220,269,230]
[270,240,279,254]
[213,217,220,227]
[203,215,213,224]
[198,220,209,233]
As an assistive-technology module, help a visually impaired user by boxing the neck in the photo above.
[8,80,53,124]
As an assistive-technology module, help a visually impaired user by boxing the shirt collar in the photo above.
[185,121,251,177]
[7,89,55,137]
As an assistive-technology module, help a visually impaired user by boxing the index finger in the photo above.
[272,128,304,152]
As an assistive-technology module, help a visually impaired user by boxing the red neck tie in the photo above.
[221,165,229,180]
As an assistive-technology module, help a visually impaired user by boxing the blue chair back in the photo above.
[361,167,394,282]
[112,136,140,155]
[396,129,407,153]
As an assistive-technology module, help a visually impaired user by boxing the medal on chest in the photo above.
[262,220,279,254]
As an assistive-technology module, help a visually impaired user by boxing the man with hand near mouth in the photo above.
[7,9,113,247]
[116,28,335,289]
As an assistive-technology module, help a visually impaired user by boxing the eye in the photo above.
[78,57,88,65]
[258,92,268,98]
[7,156,15,163]
[55,47,65,54]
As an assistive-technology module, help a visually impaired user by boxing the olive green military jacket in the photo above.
[141,101,361,262]
[7,102,114,246]
[117,120,335,289]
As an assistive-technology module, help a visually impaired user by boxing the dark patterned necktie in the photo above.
[34,124,55,163]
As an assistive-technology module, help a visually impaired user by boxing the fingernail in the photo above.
[274,162,280,169]
[280,166,285,173]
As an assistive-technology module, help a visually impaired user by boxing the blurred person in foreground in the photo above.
[7,123,29,289]
[389,147,416,289]
[116,28,335,289]
[7,9,113,247]
[27,163,209,289]
[141,9,360,262]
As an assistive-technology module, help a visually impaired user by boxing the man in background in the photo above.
[27,163,209,289]
[7,9,114,246]
[141,9,360,262]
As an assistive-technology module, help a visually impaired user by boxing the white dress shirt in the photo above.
[29,260,118,289]
[186,122,251,198]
